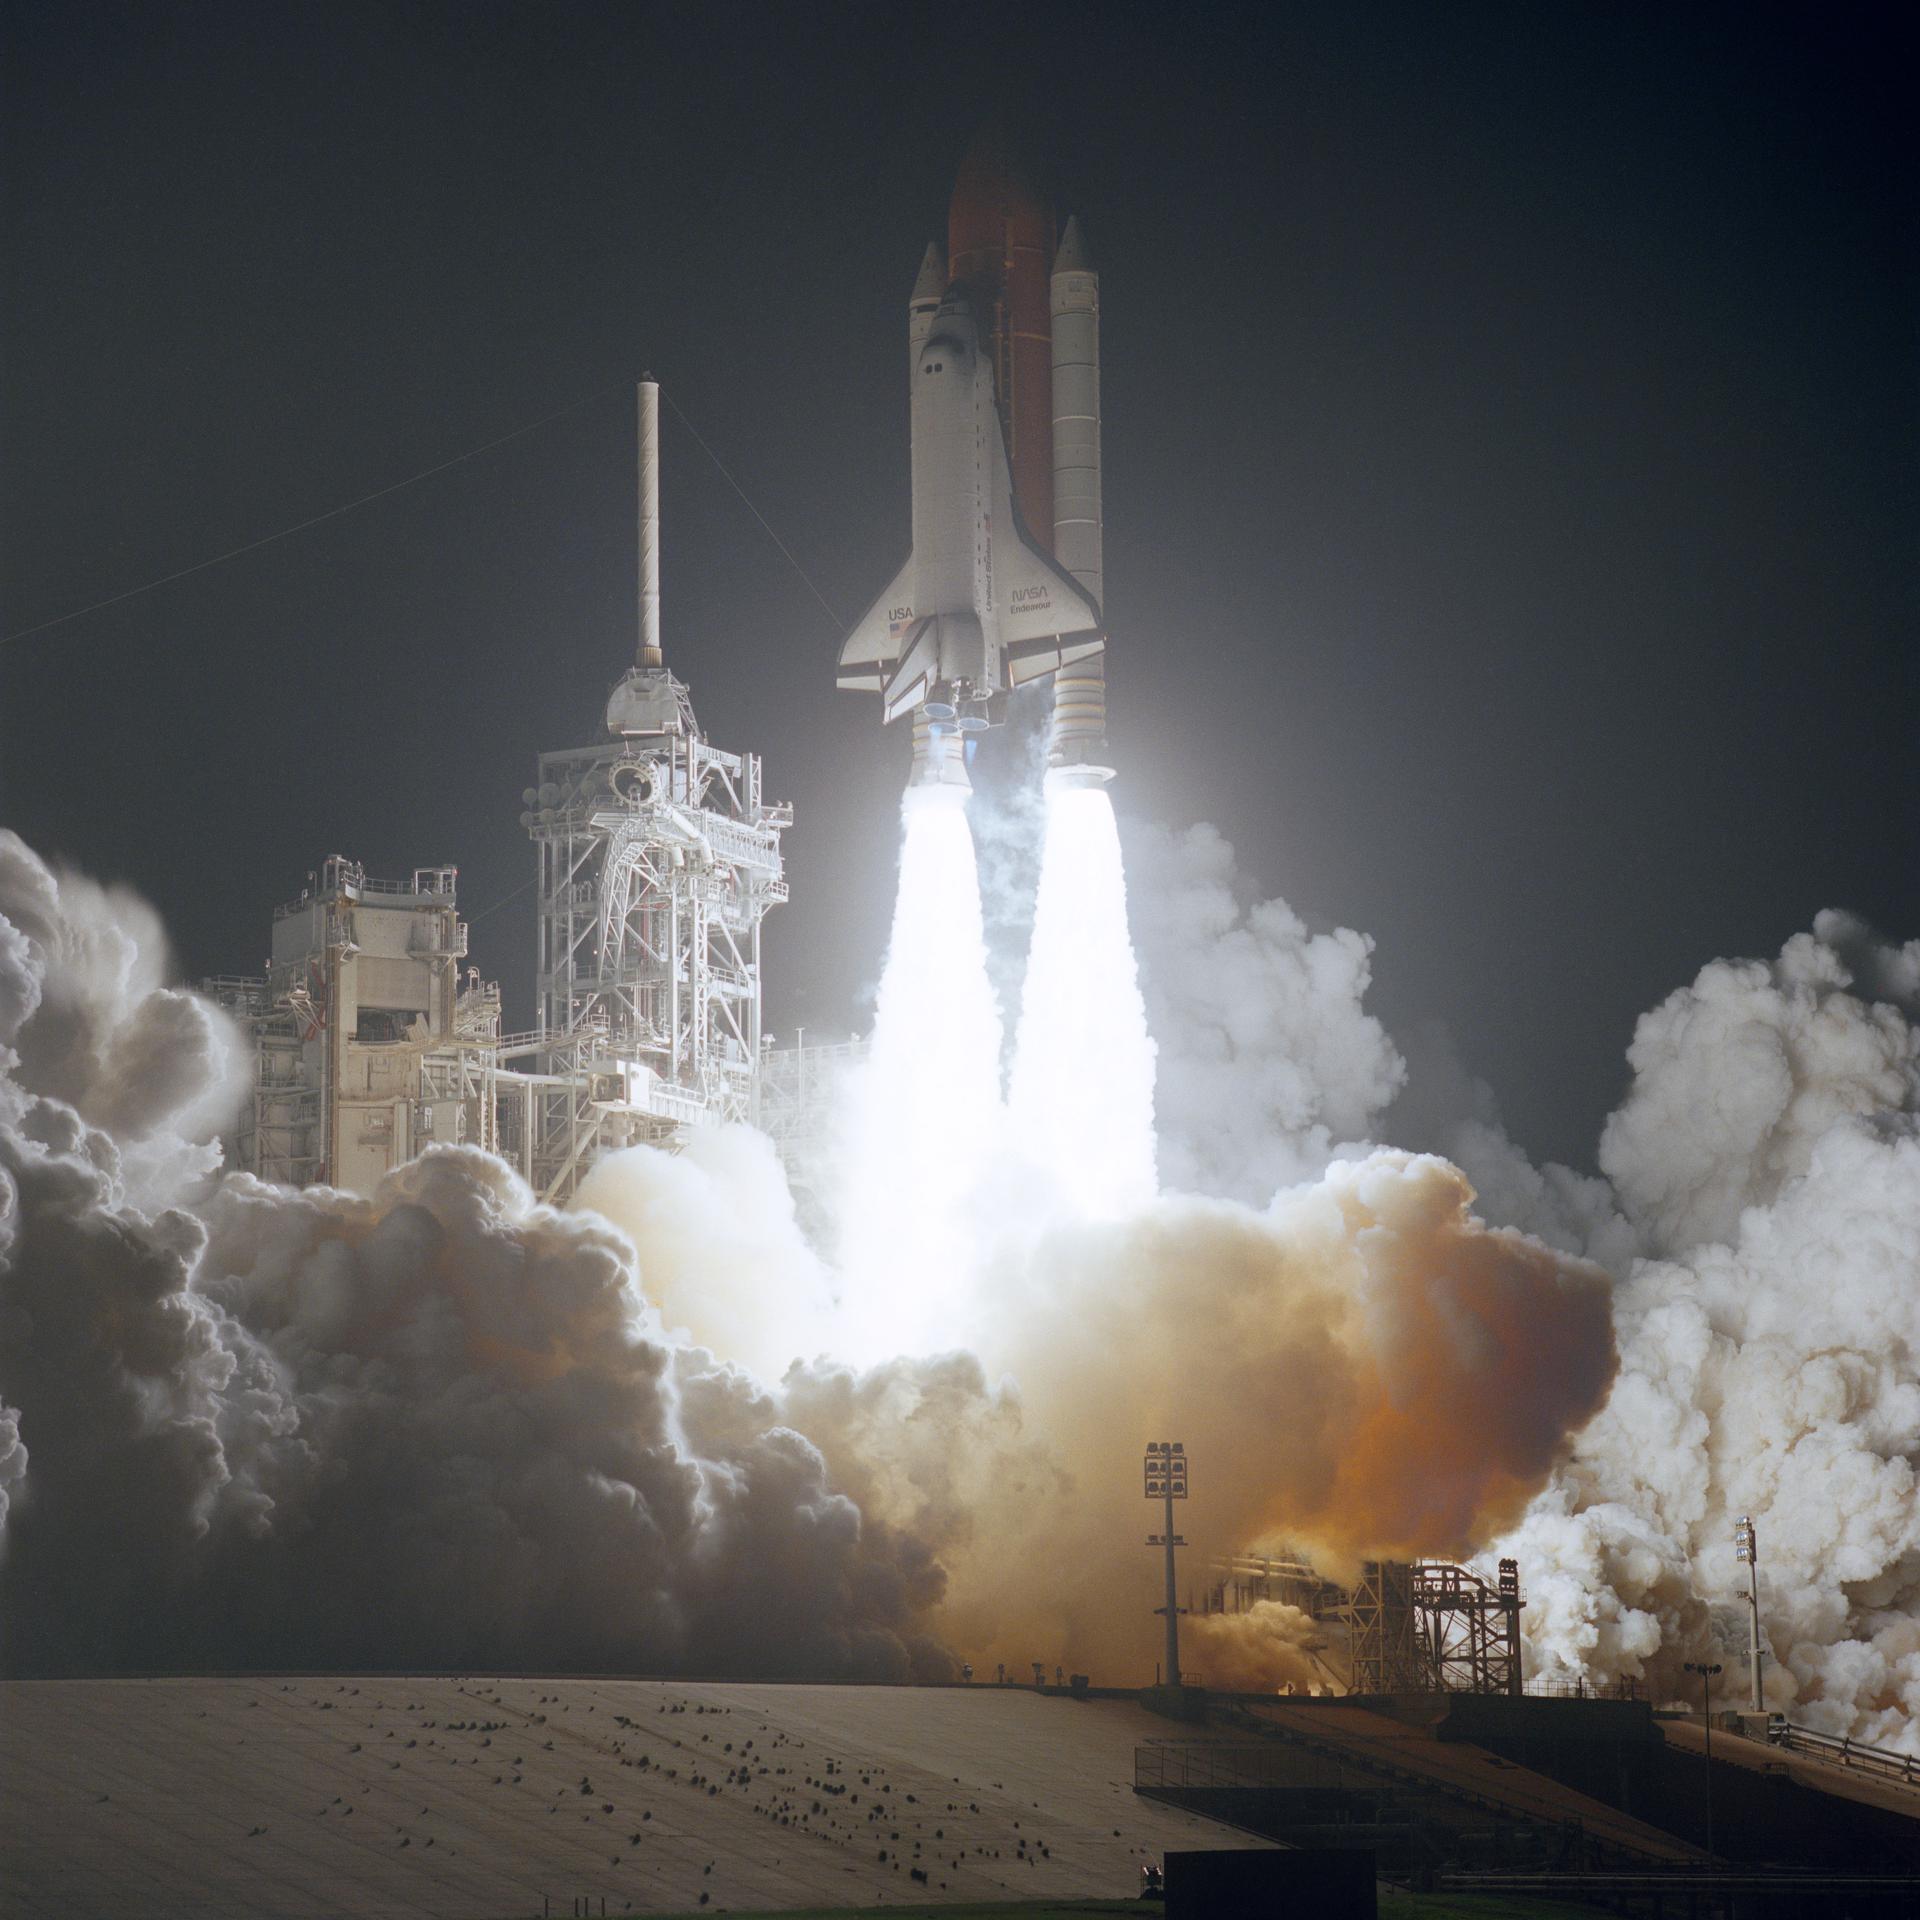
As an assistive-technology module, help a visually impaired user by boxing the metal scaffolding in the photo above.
[1347,1558,1525,1697]
[1413,1559,1525,1698]
[512,383,791,1203]
[1349,1561,1430,1696]
[213,385,793,1211]
[522,672,789,1202]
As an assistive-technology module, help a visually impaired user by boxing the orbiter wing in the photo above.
[837,384,1104,708]
[837,556,915,691]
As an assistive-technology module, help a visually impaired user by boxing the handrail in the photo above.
[1771,1720,1920,1787]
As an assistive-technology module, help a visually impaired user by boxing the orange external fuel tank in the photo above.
[947,127,1057,551]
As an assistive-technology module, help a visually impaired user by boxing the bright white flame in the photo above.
[1008,785,1158,1218]
[834,785,1006,1359]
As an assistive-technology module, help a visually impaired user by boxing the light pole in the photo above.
[1144,1442,1188,1688]
[1735,1516,1763,1713]
[1683,1659,1723,1860]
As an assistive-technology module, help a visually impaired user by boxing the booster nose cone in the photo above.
[1051,212,1094,277]
[910,242,948,305]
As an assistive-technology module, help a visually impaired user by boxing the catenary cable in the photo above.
[463,874,538,926]
[2,377,845,653]
[659,386,845,633]
[0,383,623,651]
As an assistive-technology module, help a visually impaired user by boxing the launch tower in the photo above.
[215,384,789,1206]
[520,381,790,1199]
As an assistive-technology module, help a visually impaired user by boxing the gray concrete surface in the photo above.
[0,1675,1263,1918]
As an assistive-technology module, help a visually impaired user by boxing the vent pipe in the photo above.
[638,377,663,666]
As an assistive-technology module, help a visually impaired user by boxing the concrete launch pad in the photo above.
[0,1677,1265,1919]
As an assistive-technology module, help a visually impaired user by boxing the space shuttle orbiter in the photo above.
[836,290,1104,775]
[837,131,1111,790]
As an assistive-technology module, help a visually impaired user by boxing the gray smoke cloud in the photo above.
[0,830,960,1678]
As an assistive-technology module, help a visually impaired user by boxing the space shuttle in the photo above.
[837,131,1111,788]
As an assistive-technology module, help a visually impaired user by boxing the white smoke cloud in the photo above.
[576,1125,833,1382]
[14,806,1910,1750]
[1122,819,1405,1201]
[1599,910,1920,1257]
[1493,914,1920,1745]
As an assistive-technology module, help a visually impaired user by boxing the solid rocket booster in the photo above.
[1047,215,1111,784]
[1048,217,1101,607]
[838,132,1110,788]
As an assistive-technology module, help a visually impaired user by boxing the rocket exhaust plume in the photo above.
[1008,784,1156,1218]
[833,786,1004,1360]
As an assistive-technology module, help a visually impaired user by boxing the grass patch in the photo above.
[1382,1892,1610,1920]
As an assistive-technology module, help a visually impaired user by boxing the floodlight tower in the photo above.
[1735,1516,1763,1713]
[1683,1658,1724,1859]
[1144,1441,1188,1686]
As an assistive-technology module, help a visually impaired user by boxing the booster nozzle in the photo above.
[1046,655,1113,786]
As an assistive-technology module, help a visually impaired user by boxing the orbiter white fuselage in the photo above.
[837,293,1104,768]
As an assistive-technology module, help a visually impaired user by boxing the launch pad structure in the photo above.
[1199,1552,1527,1701]
[515,381,789,1198]
[212,383,792,1205]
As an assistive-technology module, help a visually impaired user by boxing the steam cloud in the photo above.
[4,809,1909,1748]
[1489,915,1920,1744]
[1123,820,1405,1200]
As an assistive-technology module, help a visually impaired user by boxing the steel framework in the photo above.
[1202,1550,1349,1623]
[1413,1559,1524,1698]
[1348,1558,1525,1697]
[1349,1560,1430,1695]
[524,668,789,1201]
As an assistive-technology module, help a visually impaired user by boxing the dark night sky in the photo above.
[3,2,1913,1171]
